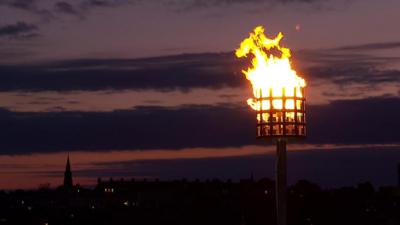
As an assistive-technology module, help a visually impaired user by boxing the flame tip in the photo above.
[235,26,306,112]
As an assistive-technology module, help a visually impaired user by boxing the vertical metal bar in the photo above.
[302,87,306,135]
[269,88,273,135]
[259,88,263,136]
[302,87,305,109]
[282,87,286,136]
[276,138,287,225]
[294,87,298,136]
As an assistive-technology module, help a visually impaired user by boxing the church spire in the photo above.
[63,153,73,188]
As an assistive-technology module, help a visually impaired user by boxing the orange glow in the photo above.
[235,26,306,122]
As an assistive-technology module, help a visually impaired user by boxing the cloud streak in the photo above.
[164,0,330,11]
[54,0,139,19]
[334,41,400,52]
[0,0,53,22]
[0,21,38,39]
[0,53,244,91]
[0,0,37,10]
[54,1,80,16]
[0,97,399,154]
[1,43,399,93]
[0,0,137,22]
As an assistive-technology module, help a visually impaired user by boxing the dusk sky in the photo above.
[0,0,400,189]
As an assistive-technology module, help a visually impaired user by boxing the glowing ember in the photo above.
[235,26,306,123]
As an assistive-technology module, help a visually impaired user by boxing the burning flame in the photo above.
[235,26,306,115]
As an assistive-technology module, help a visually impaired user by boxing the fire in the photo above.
[235,26,306,122]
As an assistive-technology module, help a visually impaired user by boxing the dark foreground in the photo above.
[0,178,399,225]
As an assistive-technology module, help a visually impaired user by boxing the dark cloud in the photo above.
[165,0,324,10]
[307,97,400,144]
[0,97,399,154]
[0,45,399,91]
[81,0,134,8]
[54,1,80,16]
[1,0,135,22]
[296,43,400,88]
[192,0,322,5]
[0,0,339,24]
[53,0,139,19]
[298,40,400,63]
[0,21,38,39]
[1,0,37,10]
[167,0,350,13]
[306,65,400,87]
[0,104,252,154]
[0,53,244,91]
[334,41,400,52]
[0,0,54,22]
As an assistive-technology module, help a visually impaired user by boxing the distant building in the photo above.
[63,154,73,189]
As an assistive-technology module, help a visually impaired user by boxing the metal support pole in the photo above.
[276,138,287,225]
